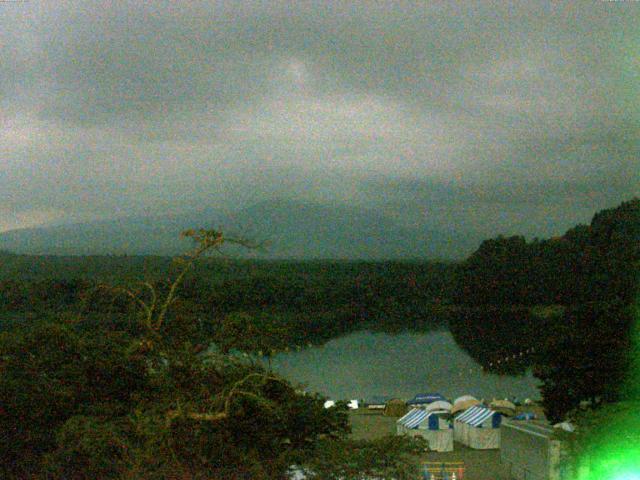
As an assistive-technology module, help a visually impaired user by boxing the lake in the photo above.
[270,330,541,401]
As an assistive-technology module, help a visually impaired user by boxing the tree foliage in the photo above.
[454,198,640,421]
[533,302,634,422]
[0,228,431,479]
[455,198,640,306]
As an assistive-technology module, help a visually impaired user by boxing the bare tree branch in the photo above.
[164,372,286,428]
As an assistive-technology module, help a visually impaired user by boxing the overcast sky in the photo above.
[1,1,638,238]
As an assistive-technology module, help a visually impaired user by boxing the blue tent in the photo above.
[407,393,446,405]
[513,412,537,421]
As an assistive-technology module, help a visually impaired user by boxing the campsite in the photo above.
[349,396,558,480]
[351,409,509,480]
[352,409,505,480]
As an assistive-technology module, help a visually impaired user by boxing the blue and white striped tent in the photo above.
[397,408,429,429]
[396,408,454,452]
[456,405,502,428]
[454,406,502,449]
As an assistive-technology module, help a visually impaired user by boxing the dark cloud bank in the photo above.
[0,1,638,256]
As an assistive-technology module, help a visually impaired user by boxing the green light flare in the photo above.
[572,401,640,480]
[572,296,640,480]
[611,473,640,480]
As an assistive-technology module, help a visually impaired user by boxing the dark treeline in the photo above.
[452,198,639,421]
[455,198,639,306]
[0,258,457,346]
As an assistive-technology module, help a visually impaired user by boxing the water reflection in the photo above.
[270,330,541,401]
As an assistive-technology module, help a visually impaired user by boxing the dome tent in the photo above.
[452,396,480,415]
[425,400,453,413]
[490,399,517,416]
[453,395,478,404]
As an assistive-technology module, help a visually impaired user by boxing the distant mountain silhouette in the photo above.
[0,200,475,259]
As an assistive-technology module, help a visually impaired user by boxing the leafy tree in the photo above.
[455,198,639,307]
[0,320,147,478]
[533,302,634,423]
[0,228,426,479]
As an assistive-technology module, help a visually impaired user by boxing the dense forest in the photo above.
[455,198,639,306]
[0,258,456,343]
[452,198,639,420]
[0,198,638,477]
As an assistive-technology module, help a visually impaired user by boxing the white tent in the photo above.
[454,405,502,449]
[452,395,480,415]
[553,421,575,432]
[396,408,454,452]
[347,399,359,410]
[425,400,453,413]
[396,408,424,435]
[323,400,335,409]
[453,395,478,404]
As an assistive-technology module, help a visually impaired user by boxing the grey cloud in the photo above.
[0,1,638,238]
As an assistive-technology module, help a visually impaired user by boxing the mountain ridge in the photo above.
[0,200,475,260]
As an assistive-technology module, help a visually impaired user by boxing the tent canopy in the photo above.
[425,400,453,413]
[408,393,446,405]
[490,399,516,416]
[452,398,481,414]
[490,399,516,410]
[397,408,451,430]
[397,408,429,429]
[453,395,478,404]
[456,406,502,428]
[397,409,454,452]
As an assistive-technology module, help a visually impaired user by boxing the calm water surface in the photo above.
[270,330,541,401]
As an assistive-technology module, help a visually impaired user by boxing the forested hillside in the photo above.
[1,231,428,479]
[452,198,639,421]
[455,198,639,306]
